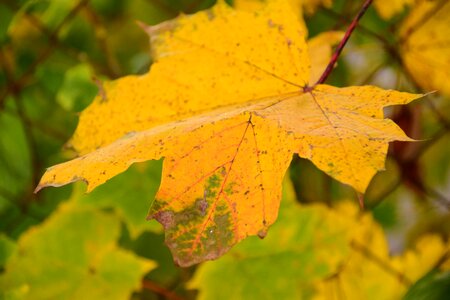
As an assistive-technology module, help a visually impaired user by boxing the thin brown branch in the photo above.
[433,250,450,270]
[0,0,90,108]
[313,0,374,86]
[321,6,390,47]
[425,98,450,129]
[407,129,448,163]
[0,47,40,206]
[2,0,110,77]
[351,240,413,286]
[144,0,178,18]
[185,0,209,13]
[410,179,450,210]
[15,99,40,201]
[2,104,68,142]
[399,0,448,43]
[366,178,402,209]
[142,279,185,300]
[83,4,121,78]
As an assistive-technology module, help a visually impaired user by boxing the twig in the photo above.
[366,178,402,209]
[425,98,450,129]
[408,178,450,210]
[142,279,185,300]
[0,47,40,206]
[351,240,413,286]
[15,99,40,205]
[321,6,390,47]
[399,0,448,43]
[0,0,89,108]
[314,0,374,86]
[4,0,118,77]
[83,4,121,78]
[144,0,178,18]
[407,129,448,163]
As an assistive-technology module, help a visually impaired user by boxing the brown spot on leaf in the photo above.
[152,210,175,229]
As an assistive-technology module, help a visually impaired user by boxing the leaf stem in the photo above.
[314,0,374,86]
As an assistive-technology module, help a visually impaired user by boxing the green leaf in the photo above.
[41,0,78,31]
[56,63,98,112]
[0,3,13,44]
[189,180,448,300]
[0,203,155,300]
[0,234,16,269]
[0,100,32,199]
[403,270,450,300]
[72,161,163,238]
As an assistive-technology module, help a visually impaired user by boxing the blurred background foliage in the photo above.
[0,0,449,299]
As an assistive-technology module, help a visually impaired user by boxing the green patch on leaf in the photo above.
[150,170,238,266]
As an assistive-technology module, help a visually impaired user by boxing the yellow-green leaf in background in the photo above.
[189,180,448,300]
[307,31,343,83]
[374,0,414,19]
[399,0,450,96]
[0,203,155,300]
[312,216,448,299]
[302,0,333,15]
[0,234,15,268]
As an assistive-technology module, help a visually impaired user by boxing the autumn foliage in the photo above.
[1,0,449,299]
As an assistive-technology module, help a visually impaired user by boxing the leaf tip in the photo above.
[33,185,44,194]
[135,20,150,32]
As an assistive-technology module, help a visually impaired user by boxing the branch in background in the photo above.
[321,6,390,47]
[0,46,40,206]
[351,240,413,286]
[144,0,178,18]
[142,279,185,300]
[313,0,374,86]
[83,3,122,78]
[15,99,40,205]
[3,0,117,78]
[366,178,402,209]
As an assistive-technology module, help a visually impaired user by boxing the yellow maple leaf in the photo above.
[399,0,450,96]
[36,1,420,266]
